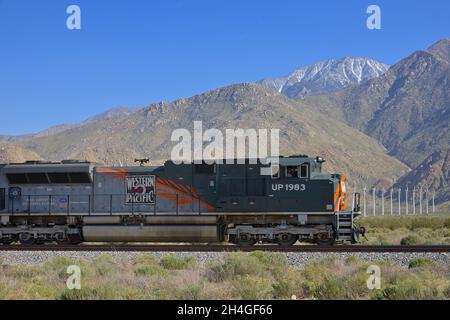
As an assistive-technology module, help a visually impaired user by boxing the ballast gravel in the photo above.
[0,250,448,268]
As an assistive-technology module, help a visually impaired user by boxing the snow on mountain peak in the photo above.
[257,57,390,98]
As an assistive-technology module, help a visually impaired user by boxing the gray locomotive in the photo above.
[0,156,363,246]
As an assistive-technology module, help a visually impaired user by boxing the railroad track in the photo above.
[0,244,449,252]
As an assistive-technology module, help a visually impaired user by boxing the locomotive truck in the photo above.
[0,155,363,246]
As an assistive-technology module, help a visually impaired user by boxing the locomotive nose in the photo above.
[334,175,347,212]
[340,177,347,211]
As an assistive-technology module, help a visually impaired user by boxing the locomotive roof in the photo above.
[2,160,95,174]
[165,155,324,166]
[1,155,324,173]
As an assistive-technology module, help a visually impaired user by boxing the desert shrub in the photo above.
[206,262,228,282]
[380,281,440,300]
[60,286,116,300]
[44,256,81,269]
[444,286,450,299]
[299,258,337,298]
[232,275,273,299]
[271,269,305,299]
[134,254,158,265]
[93,253,114,262]
[360,217,449,231]
[160,255,196,270]
[3,265,43,279]
[175,283,205,300]
[444,218,450,228]
[93,261,115,276]
[408,257,436,269]
[43,256,84,279]
[206,253,265,282]
[249,251,288,267]
[400,235,422,245]
[135,264,168,277]
[435,228,450,237]
[297,257,374,300]
[307,275,341,299]
[271,275,292,299]
[344,256,359,265]
[26,282,60,299]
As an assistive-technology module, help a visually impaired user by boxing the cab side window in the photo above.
[300,164,309,178]
[285,166,299,178]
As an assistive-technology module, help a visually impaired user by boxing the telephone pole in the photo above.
[373,188,376,216]
[405,186,409,215]
[363,187,367,217]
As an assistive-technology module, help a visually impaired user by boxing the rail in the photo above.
[0,244,449,252]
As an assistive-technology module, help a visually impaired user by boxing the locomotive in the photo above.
[0,155,363,246]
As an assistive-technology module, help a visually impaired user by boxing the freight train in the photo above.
[0,156,363,246]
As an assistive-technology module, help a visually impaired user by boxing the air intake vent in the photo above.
[61,160,89,164]
[288,155,309,158]
[24,161,51,164]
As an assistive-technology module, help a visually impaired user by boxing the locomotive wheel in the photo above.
[18,232,36,245]
[315,232,335,246]
[55,233,68,244]
[277,233,298,246]
[233,233,257,247]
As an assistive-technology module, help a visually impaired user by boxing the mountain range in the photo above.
[1,39,449,207]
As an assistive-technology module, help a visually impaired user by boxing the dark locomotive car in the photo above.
[0,156,362,246]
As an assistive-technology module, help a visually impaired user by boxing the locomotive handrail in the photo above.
[8,192,211,216]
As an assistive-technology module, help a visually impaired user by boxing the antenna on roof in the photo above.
[134,158,150,166]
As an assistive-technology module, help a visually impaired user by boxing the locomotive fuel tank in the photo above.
[82,225,220,242]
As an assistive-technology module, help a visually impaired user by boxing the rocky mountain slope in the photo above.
[0,142,42,163]
[0,107,137,143]
[393,149,449,203]
[257,57,389,98]
[13,83,407,186]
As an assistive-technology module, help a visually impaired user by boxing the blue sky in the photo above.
[0,0,449,135]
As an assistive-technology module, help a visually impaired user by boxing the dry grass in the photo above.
[358,216,450,245]
[0,252,449,300]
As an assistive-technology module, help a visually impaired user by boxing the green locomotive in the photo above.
[0,155,363,246]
